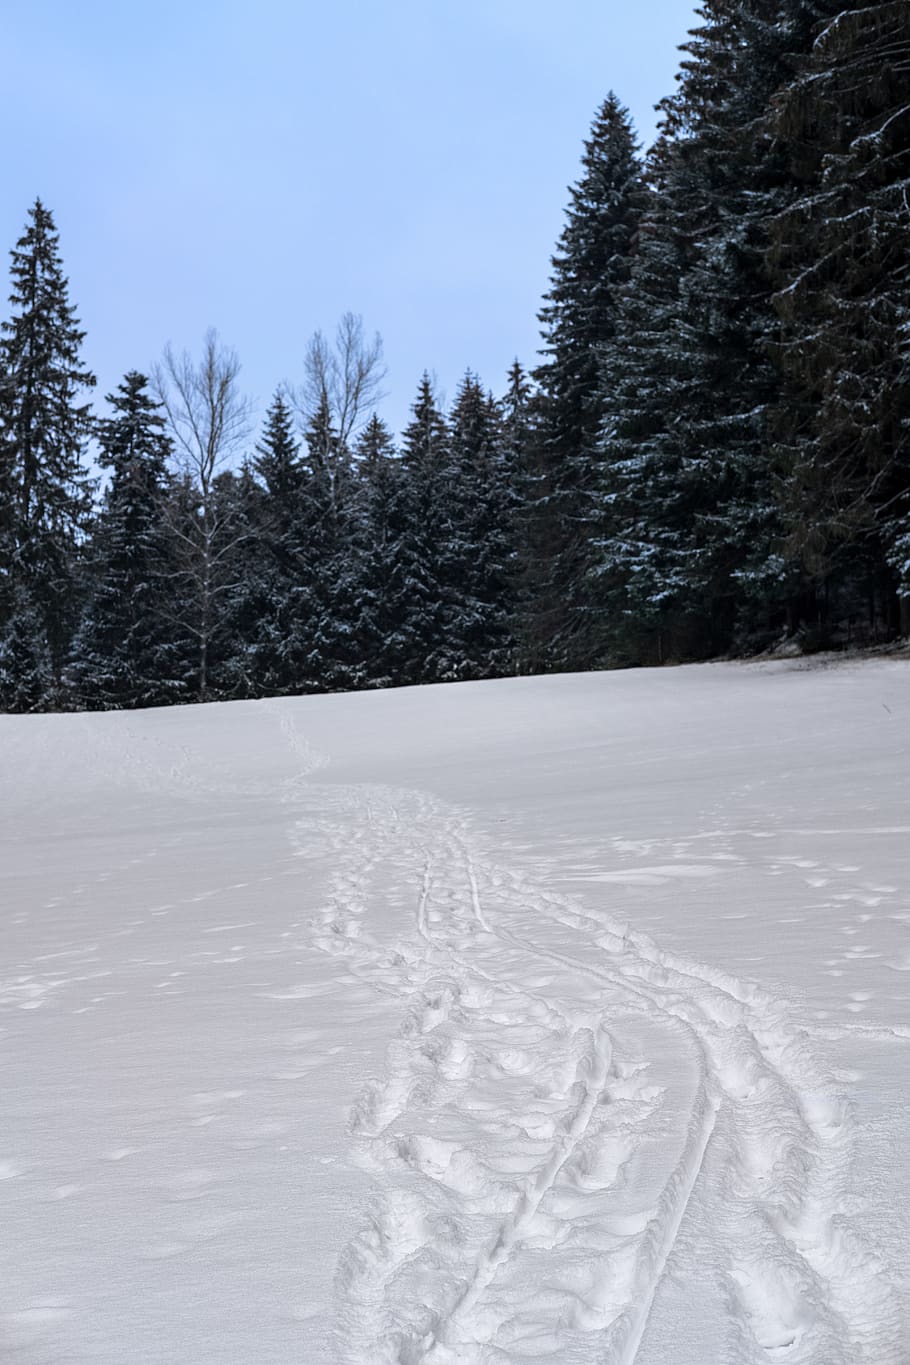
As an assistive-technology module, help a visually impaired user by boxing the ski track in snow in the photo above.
[2,693,904,1364]
[265,707,903,1365]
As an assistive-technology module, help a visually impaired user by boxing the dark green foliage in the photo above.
[396,375,455,682]
[447,373,516,677]
[0,200,95,694]
[592,2,839,664]
[241,392,309,693]
[0,582,52,711]
[69,372,181,708]
[769,0,910,638]
[524,94,647,669]
[348,415,413,688]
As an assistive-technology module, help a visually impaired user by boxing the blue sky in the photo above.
[3,1,697,441]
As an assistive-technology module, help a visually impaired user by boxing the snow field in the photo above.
[1,659,908,1362]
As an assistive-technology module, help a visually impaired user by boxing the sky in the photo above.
[3,1,698,443]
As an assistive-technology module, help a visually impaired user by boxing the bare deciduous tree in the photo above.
[290,311,387,449]
[153,329,252,701]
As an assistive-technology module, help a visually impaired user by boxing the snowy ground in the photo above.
[1,658,909,1364]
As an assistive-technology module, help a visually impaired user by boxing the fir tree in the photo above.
[349,414,413,688]
[526,94,646,668]
[296,393,360,691]
[0,581,52,712]
[252,391,301,508]
[448,372,516,676]
[397,374,456,682]
[0,199,95,696]
[769,0,910,638]
[70,372,179,708]
[593,3,836,663]
[243,391,308,693]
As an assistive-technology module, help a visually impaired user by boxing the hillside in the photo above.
[1,659,908,1363]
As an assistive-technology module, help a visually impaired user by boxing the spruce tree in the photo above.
[526,94,646,669]
[243,391,308,693]
[448,372,516,676]
[70,372,179,708]
[769,0,910,638]
[397,375,455,682]
[593,2,837,663]
[349,414,413,687]
[297,394,360,691]
[0,199,95,698]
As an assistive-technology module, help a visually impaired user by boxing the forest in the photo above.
[1,0,908,711]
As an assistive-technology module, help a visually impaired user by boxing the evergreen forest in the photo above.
[1,1,908,712]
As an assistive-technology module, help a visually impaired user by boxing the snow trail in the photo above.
[3,677,905,1365]
[265,700,902,1365]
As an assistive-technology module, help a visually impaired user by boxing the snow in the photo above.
[1,657,908,1363]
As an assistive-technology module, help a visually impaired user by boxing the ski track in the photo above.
[288,709,902,1362]
[5,702,903,1363]
[4,689,906,1364]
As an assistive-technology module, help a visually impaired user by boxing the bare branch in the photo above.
[288,312,387,448]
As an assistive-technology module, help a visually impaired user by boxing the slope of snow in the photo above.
[1,658,908,1363]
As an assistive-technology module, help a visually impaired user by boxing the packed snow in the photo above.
[1,658,908,1363]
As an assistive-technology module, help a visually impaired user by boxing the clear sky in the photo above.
[3,1,697,442]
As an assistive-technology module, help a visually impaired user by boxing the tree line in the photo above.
[1,0,907,711]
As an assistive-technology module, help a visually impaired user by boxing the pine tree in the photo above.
[0,199,96,697]
[208,461,266,697]
[0,581,52,712]
[0,362,15,640]
[242,391,308,693]
[526,94,646,668]
[501,360,534,477]
[70,372,180,708]
[295,393,360,691]
[349,415,412,687]
[252,391,301,508]
[397,374,456,682]
[769,0,910,638]
[593,2,837,663]
[448,372,516,676]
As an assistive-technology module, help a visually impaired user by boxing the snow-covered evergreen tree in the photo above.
[0,200,95,699]
[348,414,413,688]
[525,94,646,669]
[593,3,836,663]
[294,393,361,691]
[769,0,910,637]
[448,373,516,676]
[240,391,309,694]
[70,372,181,708]
[397,374,456,682]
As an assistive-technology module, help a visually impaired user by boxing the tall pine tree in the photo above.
[241,391,309,694]
[593,3,839,663]
[397,375,455,682]
[70,372,179,708]
[448,372,516,677]
[769,0,910,638]
[0,199,95,703]
[349,414,413,687]
[524,94,646,669]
